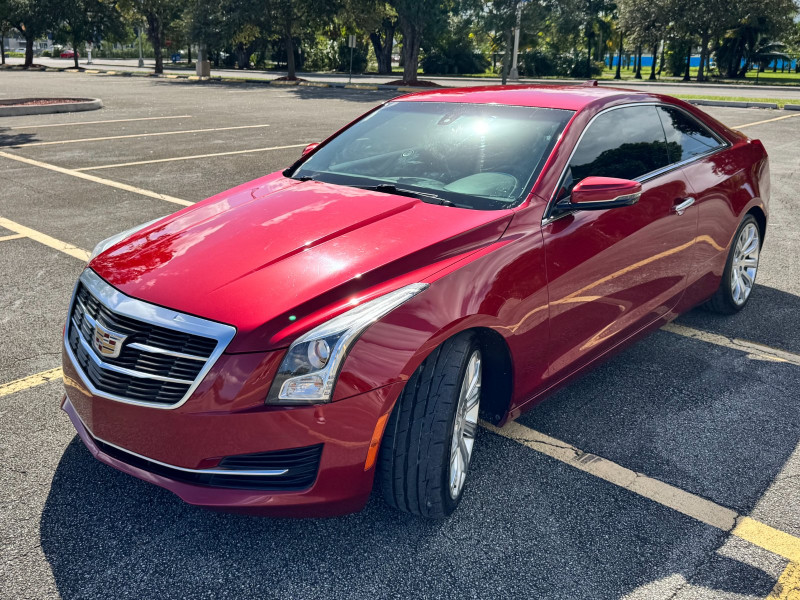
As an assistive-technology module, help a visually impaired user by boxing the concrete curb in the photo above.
[785,104,800,111]
[11,65,440,94]
[686,99,779,109]
[0,97,103,117]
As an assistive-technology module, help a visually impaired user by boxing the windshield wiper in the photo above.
[359,183,456,207]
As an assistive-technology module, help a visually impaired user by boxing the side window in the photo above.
[566,105,670,193]
[657,106,724,162]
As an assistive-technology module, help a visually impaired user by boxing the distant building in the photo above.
[2,32,54,54]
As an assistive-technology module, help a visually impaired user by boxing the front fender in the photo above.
[333,221,550,419]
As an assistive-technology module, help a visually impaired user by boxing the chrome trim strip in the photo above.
[127,342,208,362]
[71,319,197,384]
[76,312,205,363]
[542,102,731,226]
[64,269,237,410]
[572,191,642,205]
[68,399,288,476]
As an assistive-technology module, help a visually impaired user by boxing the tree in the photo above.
[0,4,10,65]
[340,0,397,74]
[482,0,519,84]
[121,0,187,73]
[618,0,667,80]
[54,0,125,69]
[267,0,339,80]
[390,0,451,83]
[369,15,397,74]
[6,0,58,67]
[716,0,796,78]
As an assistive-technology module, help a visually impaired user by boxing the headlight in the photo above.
[266,283,429,405]
[89,218,162,260]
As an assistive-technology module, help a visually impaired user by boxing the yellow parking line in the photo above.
[735,519,800,563]
[0,233,25,242]
[767,563,800,599]
[0,368,63,398]
[0,151,192,206]
[76,143,310,171]
[0,217,90,260]
[734,113,800,129]
[662,323,800,366]
[8,124,270,148]
[10,115,192,129]
[483,420,800,562]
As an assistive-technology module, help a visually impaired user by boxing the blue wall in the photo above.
[606,55,798,70]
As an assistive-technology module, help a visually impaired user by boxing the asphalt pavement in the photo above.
[0,70,799,600]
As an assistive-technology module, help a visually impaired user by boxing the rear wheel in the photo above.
[705,215,761,314]
[378,332,481,518]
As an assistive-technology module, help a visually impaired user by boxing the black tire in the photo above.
[705,214,761,315]
[378,332,480,518]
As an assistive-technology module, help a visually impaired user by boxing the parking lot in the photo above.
[1,70,799,599]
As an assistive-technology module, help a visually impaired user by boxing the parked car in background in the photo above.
[60,50,78,59]
[61,85,769,519]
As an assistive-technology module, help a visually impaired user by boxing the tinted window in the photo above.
[565,105,670,192]
[657,106,723,162]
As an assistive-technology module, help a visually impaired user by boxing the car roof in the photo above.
[392,84,660,112]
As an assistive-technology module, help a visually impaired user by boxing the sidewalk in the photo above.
[6,56,800,95]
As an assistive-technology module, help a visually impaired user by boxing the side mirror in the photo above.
[302,142,319,156]
[559,176,642,212]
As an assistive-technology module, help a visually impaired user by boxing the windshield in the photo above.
[290,101,573,210]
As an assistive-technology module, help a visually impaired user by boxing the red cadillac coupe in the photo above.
[62,85,768,518]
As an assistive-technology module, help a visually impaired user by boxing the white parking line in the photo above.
[76,143,310,171]
[0,151,192,206]
[9,115,192,129]
[662,323,800,366]
[7,124,270,148]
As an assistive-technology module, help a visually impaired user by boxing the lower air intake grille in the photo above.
[92,437,323,491]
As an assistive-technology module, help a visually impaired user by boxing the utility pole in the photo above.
[508,2,523,81]
[137,23,144,68]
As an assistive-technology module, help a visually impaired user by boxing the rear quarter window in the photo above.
[656,106,724,162]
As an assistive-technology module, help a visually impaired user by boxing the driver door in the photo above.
[543,105,699,381]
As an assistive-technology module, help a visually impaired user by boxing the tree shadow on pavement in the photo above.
[0,127,37,147]
[150,78,404,103]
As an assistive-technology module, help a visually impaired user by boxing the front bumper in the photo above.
[63,346,402,517]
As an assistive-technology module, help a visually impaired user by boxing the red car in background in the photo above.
[61,85,768,518]
[59,50,78,59]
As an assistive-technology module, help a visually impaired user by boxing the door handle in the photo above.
[673,197,695,215]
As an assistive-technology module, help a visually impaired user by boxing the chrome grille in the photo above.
[65,270,236,409]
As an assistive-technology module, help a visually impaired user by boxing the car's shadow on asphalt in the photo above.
[520,283,800,516]
[675,283,800,355]
[38,289,794,599]
[41,433,779,599]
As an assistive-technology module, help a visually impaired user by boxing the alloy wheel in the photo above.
[731,222,760,305]
[448,350,482,500]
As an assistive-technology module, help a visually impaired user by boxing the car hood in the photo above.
[90,174,513,352]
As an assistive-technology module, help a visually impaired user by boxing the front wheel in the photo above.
[705,215,762,314]
[378,332,482,518]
